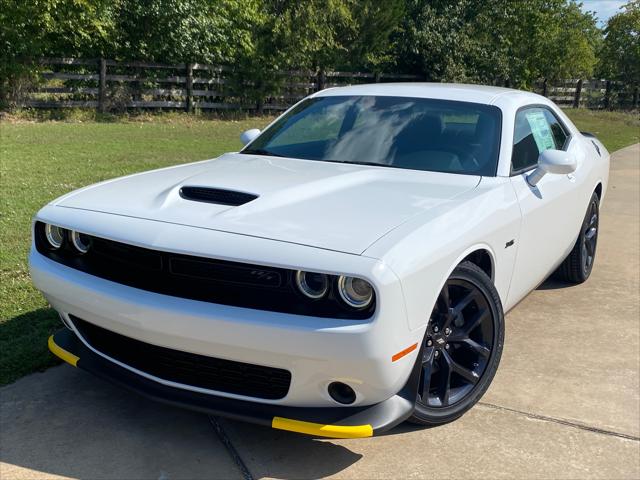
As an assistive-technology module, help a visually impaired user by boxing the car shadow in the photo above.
[536,275,577,291]
[0,307,61,385]
[0,362,366,479]
[216,420,366,479]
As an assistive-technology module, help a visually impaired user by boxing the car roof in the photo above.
[313,82,544,106]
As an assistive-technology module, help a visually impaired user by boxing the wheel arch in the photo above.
[426,244,499,325]
[460,248,494,281]
[594,182,603,201]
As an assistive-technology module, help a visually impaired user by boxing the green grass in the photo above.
[562,109,639,152]
[0,109,637,385]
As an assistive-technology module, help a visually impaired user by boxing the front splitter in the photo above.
[49,328,419,438]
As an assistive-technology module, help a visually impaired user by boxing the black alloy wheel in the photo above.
[555,191,600,284]
[581,199,599,275]
[409,261,504,426]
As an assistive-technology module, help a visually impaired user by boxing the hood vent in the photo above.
[179,186,258,206]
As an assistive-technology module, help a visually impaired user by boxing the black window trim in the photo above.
[509,103,572,176]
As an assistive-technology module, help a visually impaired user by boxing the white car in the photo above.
[32,84,609,438]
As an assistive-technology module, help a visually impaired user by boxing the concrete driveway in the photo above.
[2,144,638,479]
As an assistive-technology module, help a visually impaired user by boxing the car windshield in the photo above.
[243,95,502,176]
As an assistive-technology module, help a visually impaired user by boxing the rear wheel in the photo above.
[408,261,504,426]
[555,192,600,284]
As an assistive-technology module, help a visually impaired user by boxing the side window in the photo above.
[542,109,568,149]
[511,107,567,173]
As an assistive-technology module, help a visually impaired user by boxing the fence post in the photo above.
[185,63,193,113]
[633,86,639,109]
[98,58,106,113]
[604,80,611,110]
[316,70,325,92]
[542,78,548,97]
[573,79,583,108]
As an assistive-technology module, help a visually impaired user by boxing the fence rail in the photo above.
[20,58,639,112]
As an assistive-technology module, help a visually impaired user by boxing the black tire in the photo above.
[408,261,504,426]
[555,192,600,284]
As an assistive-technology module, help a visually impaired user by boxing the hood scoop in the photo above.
[179,186,258,206]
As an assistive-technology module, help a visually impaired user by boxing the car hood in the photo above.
[56,153,481,254]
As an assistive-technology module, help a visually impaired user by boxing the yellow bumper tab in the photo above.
[272,416,373,438]
[48,335,79,367]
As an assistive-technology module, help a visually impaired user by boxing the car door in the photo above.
[507,106,586,306]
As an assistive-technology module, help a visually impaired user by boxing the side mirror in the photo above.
[240,129,261,146]
[527,149,577,187]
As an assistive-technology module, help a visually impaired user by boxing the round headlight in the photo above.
[45,224,65,249]
[338,276,374,309]
[295,270,329,299]
[71,230,91,254]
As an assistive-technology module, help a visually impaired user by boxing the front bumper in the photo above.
[49,328,419,438]
[30,236,422,407]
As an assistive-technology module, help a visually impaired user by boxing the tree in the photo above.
[598,1,640,86]
[111,0,258,64]
[0,0,115,106]
[231,0,403,108]
[391,0,600,87]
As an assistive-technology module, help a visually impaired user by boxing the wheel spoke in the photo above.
[442,310,455,330]
[419,348,435,401]
[437,352,452,406]
[438,284,455,330]
[458,337,491,358]
[438,284,451,311]
[422,345,435,364]
[449,307,488,340]
[444,350,480,385]
[464,306,488,334]
[452,290,477,316]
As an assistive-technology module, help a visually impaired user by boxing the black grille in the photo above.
[34,222,375,319]
[71,316,291,400]
[179,186,258,206]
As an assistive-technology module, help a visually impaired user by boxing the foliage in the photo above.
[0,0,114,106]
[597,1,640,86]
[392,0,600,87]
[0,0,630,108]
[112,0,258,64]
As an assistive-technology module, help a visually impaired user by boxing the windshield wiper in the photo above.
[338,160,393,168]
[241,148,284,157]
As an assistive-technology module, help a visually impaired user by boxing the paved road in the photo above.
[2,144,638,479]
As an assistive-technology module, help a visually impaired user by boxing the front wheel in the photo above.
[408,261,504,426]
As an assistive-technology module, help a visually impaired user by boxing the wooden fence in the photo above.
[20,58,639,112]
[533,78,639,110]
[22,58,421,112]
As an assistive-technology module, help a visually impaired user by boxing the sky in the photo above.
[580,0,628,26]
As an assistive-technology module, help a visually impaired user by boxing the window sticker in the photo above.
[525,110,555,151]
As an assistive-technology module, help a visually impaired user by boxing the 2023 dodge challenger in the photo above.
[31,84,609,438]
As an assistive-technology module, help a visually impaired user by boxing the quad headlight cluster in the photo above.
[42,223,92,254]
[295,270,374,310]
[35,221,376,318]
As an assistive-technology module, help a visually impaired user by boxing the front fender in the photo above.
[364,177,521,330]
